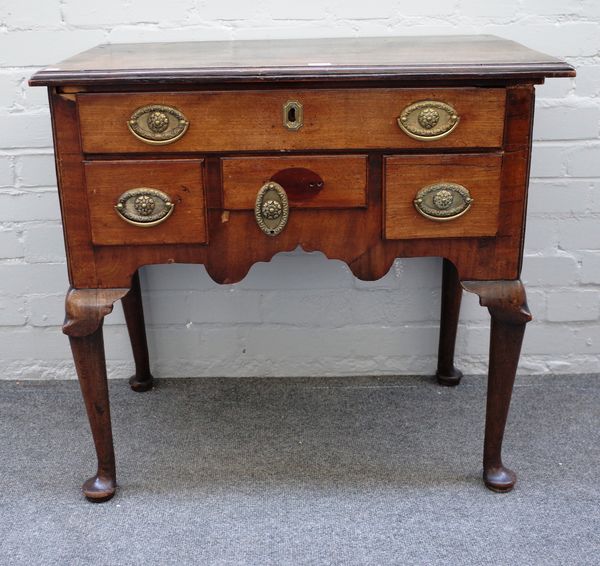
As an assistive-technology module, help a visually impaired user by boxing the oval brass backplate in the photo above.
[255,181,289,236]
[414,182,473,221]
[115,188,175,227]
[127,104,189,145]
[397,100,459,141]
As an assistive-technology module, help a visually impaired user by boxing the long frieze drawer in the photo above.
[221,155,368,210]
[77,88,506,153]
[84,159,207,246]
[384,153,503,240]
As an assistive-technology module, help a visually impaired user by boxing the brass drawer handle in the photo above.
[283,100,303,131]
[255,181,289,236]
[127,104,189,145]
[115,188,174,226]
[414,183,473,221]
[398,100,459,141]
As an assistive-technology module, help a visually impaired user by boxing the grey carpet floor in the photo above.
[0,374,598,566]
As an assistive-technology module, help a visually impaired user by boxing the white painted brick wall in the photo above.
[1,0,599,380]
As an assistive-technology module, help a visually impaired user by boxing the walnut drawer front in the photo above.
[384,153,503,240]
[77,88,506,153]
[84,159,207,246]
[221,155,367,210]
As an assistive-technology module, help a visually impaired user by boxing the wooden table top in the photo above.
[30,34,575,86]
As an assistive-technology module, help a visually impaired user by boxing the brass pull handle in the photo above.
[398,100,459,141]
[283,100,303,131]
[255,181,289,236]
[115,188,174,227]
[414,183,473,221]
[127,104,189,145]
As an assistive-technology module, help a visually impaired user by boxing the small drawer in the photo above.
[77,88,506,153]
[221,155,368,210]
[84,159,207,246]
[384,154,502,240]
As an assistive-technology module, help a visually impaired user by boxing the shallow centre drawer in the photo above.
[84,159,207,246]
[384,153,503,240]
[77,88,506,153]
[221,155,368,209]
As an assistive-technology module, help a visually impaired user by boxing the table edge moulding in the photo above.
[29,35,575,502]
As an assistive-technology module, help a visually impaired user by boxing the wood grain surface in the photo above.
[84,159,207,246]
[29,35,575,86]
[222,155,367,209]
[384,153,503,239]
[77,88,506,153]
[48,83,536,287]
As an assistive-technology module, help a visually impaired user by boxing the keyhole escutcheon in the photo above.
[283,100,303,131]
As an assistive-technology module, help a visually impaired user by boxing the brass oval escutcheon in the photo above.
[414,182,473,221]
[127,104,189,145]
[283,100,303,131]
[255,181,289,236]
[115,188,175,226]
[397,100,459,141]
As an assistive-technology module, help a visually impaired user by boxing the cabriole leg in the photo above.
[462,280,532,493]
[122,271,154,392]
[63,287,129,502]
[436,258,463,386]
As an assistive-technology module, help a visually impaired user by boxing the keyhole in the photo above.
[283,101,303,131]
[287,106,297,124]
